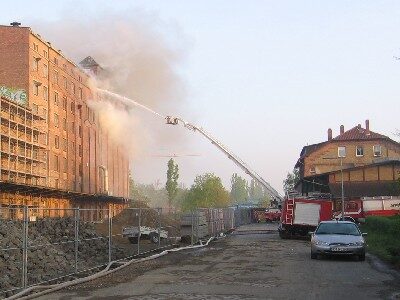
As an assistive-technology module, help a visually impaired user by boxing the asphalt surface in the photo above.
[37,223,400,300]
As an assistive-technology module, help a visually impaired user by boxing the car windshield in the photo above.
[315,223,360,236]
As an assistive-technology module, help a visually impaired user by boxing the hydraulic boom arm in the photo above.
[166,116,283,202]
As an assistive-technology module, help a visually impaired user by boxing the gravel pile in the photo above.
[0,217,126,297]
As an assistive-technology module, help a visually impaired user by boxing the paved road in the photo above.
[39,223,400,300]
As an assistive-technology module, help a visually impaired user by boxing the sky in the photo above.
[2,1,400,194]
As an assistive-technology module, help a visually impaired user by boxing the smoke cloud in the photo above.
[33,10,189,165]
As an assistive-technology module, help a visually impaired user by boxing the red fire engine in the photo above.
[278,193,333,238]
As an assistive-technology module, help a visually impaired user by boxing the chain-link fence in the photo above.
[0,205,248,298]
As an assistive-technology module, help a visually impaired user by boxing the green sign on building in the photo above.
[0,86,28,107]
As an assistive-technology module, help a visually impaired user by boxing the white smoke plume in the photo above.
[33,10,189,161]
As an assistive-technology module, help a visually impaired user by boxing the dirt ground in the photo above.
[37,223,400,300]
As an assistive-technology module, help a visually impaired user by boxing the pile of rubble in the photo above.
[0,217,126,296]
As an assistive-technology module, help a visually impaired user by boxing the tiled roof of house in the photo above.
[333,125,389,141]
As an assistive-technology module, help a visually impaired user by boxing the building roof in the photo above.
[79,56,100,68]
[333,125,390,141]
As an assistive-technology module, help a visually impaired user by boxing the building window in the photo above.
[70,102,75,114]
[63,138,67,151]
[55,135,60,149]
[55,178,59,188]
[33,43,38,52]
[53,71,59,84]
[338,146,346,158]
[79,87,83,100]
[43,50,48,58]
[79,126,82,138]
[63,158,67,172]
[54,113,59,127]
[71,121,75,131]
[54,155,59,171]
[54,92,59,106]
[79,145,82,157]
[356,146,364,157]
[33,149,38,159]
[62,98,67,110]
[43,86,48,101]
[373,145,382,157]
[33,133,38,143]
[43,108,47,121]
[62,118,67,130]
[54,57,58,65]
[33,82,39,96]
[32,103,38,114]
[310,166,316,174]
[63,76,67,89]
[33,57,39,71]
[71,82,75,94]
[43,64,48,77]
[72,141,75,152]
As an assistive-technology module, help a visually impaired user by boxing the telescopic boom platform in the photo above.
[166,116,283,202]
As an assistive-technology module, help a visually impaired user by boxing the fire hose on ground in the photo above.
[6,236,219,300]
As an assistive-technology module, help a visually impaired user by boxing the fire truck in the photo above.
[278,193,333,238]
[333,196,400,221]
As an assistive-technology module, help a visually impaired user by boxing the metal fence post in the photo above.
[137,208,141,255]
[157,208,161,248]
[22,206,28,289]
[191,210,194,246]
[108,208,112,264]
[74,208,80,274]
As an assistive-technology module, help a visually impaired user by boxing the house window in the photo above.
[338,146,346,158]
[43,64,48,77]
[32,57,39,71]
[373,145,382,157]
[356,146,364,157]
[53,71,59,84]
[33,82,39,96]
[43,86,48,101]
[32,103,38,114]
[54,155,59,171]
[54,92,59,106]
[55,135,60,149]
[54,113,59,127]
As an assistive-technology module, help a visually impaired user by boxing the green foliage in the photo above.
[230,173,248,204]
[129,177,169,208]
[166,158,179,211]
[182,173,230,211]
[361,215,400,267]
[283,168,300,193]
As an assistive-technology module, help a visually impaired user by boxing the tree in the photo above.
[230,173,248,204]
[283,168,300,193]
[249,179,264,202]
[166,158,179,212]
[182,173,230,211]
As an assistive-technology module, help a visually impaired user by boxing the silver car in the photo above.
[310,221,367,261]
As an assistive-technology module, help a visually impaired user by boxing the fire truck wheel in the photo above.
[149,232,160,244]
[310,252,317,259]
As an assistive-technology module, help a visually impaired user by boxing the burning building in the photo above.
[0,23,130,220]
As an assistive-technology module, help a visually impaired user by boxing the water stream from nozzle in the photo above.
[97,88,165,118]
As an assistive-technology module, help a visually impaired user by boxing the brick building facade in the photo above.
[295,120,400,197]
[0,24,129,219]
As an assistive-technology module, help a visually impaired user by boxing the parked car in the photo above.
[333,216,357,223]
[310,221,366,261]
[122,226,168,244]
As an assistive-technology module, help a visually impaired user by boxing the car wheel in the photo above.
[128,237,138,244]
[149,232,159,244]
[311,252,317,259]
[358,254,365,261]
